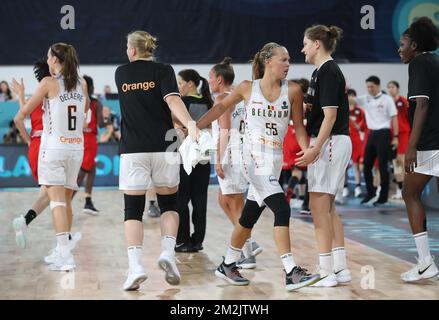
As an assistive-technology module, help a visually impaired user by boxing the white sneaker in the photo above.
[123,265,148,291]
[44,248,58,264]
[335,268,352,283]
[342,187,349,198]
[401,256,439,282]
[372,187,381,202]
[13,215,27,249]
[48,252,76,271]
[354,186,362,198]
[311,267,338,287]
[289,198,304,209]
[236,253,256,269]
[391,189,403,200]
[335,194,346,205]
[69,232,82,251]
[251,241,263,257]
[158,251,181,285]
[44,232,82,264]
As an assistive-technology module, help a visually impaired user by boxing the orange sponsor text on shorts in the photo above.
[59,136,83,144]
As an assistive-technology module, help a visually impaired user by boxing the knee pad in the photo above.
[264,193,290,227]
[239,200,266,229]
[157,193,177,215]
[124,194,145,222]
[50,201,66,210]
[299,174,307,184]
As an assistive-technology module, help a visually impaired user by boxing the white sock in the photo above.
[161,235,176,255]
[242,239,252,258]
[127,246,143,269]
[319,252,333,272]
[224,246,242,265]
[332,247,347,271]
[56,232,70,258]
[414,232,431,262]
[280,253,296,274]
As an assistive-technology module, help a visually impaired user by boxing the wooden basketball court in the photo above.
[1,187,438,300]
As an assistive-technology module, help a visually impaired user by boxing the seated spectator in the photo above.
[99,106,121,142]
[3,120,23,144]
[0,81,15,101]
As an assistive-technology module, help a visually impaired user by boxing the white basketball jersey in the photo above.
[212,93,245,151]
[41,77,86,150]
[229,101,245,149]
[244,79,290,151]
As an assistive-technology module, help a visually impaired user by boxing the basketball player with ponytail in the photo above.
[197,43,320,291]
[208,57,262,268]
[13,43,89,271]
[298,25,352,287]
[175,69,213,252]
[11,60,81,255]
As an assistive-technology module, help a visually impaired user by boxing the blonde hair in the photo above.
[251,42,283,80]
[304,25,343,53]
[127,31,158,59]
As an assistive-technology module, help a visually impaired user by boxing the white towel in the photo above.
[179,131,215,175]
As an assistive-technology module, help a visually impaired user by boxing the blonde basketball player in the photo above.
[198,43,320,291]
[115,31,197,291]
[13,43,89,271]
[208,57,262,269]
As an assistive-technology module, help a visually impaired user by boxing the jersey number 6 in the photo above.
[68,105,77,131]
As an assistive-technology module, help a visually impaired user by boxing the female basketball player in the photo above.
[208,57,262,268]
[298,25,352,287]
[115,30,197,290]
[13,43,89,271]
[197,42,320,291]
[387,81,410,200]
[398,17,439,282]
[12,60,82,255]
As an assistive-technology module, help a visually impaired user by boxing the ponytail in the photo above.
[251,51,264,80]
[200,77,213,109]
[50,43,80,92]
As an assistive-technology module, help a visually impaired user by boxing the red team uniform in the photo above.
[283,124,307,170]
[82,99,99,171]
[392,96,410,155]
[28,102,44,182]
[349,105,367,164]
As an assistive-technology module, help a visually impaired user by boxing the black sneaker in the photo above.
[285,266,320,291]
[191,242,203,251]
[360,194,375,204]
[175,243,198,253]
[373,199,388,207]
[215,259,249,286]
[83,201,99,215]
